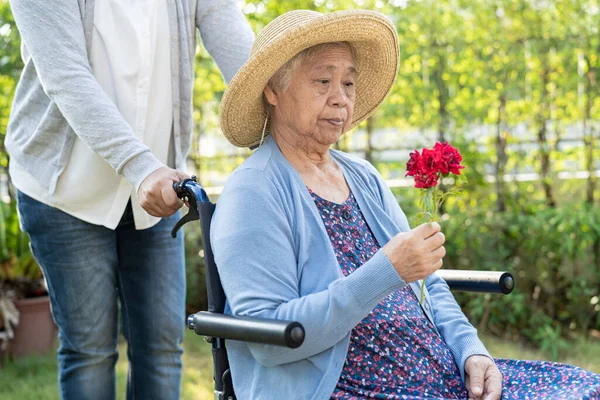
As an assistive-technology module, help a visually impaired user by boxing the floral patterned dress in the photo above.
[308,188,600,400]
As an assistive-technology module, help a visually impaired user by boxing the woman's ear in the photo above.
[263,86,278,107]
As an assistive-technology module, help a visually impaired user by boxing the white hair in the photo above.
[262,41,356,113]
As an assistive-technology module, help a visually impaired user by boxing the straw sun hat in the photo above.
[219,9,399,148]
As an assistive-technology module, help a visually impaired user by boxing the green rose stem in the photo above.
[418,185,443,305]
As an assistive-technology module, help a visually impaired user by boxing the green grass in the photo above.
[480,334,600,374]
[0,330,214,400]
[1,331,599,399]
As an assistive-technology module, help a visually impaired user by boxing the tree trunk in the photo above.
[583,54,600,278]
[434,49,449,213]
[435,50,448,144]
[584,55,596,205]
[495,94,507,213]
[537,52,556,208]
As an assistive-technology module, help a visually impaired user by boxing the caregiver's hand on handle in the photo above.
[138,167,190,217]
[383,222,445,283]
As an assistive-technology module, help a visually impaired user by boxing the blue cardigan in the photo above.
[211,136,490,400]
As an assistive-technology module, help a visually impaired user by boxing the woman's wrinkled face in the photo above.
[265,46,357,147]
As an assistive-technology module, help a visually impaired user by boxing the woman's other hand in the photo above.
[138,167,189,217]
[382,222,446,283]
[464,355,502,400]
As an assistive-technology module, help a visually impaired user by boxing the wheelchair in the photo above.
[172,176,515,400]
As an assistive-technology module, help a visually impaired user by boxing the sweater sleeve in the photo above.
[210,169,407,367]
[196,0,254,84]
[366,162,492,381]
[9,0,163,190]
[425,273,492,381]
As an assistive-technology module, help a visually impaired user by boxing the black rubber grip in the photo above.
[435,270,515,294]
[188,311,305,348]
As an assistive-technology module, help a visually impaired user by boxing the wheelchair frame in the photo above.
[172,176,515,400]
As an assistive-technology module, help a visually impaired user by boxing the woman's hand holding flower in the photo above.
[383,222,446,283]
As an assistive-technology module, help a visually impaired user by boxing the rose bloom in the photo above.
[405,142,464,189]
[406,150,420,177]
[417,148,443,176]
[434,142,464,175]
[414,172,439,189]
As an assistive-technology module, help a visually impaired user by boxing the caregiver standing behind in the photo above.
[6,0,253,399]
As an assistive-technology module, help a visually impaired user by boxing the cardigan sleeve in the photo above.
[9,0,163,190]
[196,0,254,84]
[365,161,493,381]
[210,168,407,367]
[425,273,492,381]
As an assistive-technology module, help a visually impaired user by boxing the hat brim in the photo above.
[220,10,400,148]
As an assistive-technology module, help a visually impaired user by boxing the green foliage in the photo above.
[0,329,215,400]
[0,1,22,80]
[0,200,39,339]
[0,201,36,282]
[445,205,600,360]
[0,0,22,170]
[0,0,599,359]
[183,222,208,315]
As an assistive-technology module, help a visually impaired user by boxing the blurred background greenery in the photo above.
[0,0,599,397]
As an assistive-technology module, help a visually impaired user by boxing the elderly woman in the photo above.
[212,10,600,400]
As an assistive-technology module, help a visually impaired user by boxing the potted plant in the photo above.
[0,282,19,356]
[0,200,56,361]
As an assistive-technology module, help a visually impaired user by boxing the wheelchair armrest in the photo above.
[436,270,514,294]
[187,311,305,348]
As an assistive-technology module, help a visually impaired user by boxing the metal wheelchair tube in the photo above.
[188,311,305,349]
[435,270,515,294]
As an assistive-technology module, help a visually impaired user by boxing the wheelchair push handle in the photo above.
[171,176,211,238]
[188,311,305,349]
[172,175,210,203]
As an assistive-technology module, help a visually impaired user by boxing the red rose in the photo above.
[406,142,463,188]
[434,142,464,175]
[406,141,465,306]
[417,148,443,176]
[414,173,439,189]
[405,150,421,177]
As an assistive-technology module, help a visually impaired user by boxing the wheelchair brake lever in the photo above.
[171,176,206,238]
[171,207,199,238]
